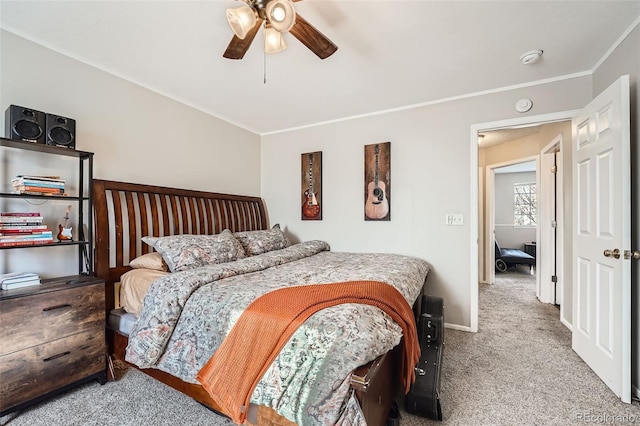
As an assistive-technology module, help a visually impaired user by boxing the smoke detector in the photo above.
[520,49,543,65]
[515,98,533,113]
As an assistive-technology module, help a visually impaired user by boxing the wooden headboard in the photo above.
[93,179,268,315]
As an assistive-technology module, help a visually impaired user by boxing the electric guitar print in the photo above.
[302,153,321,219]
[57,205,73,241]
[365,144,389,220]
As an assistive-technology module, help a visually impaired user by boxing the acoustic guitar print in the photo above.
[365,144,389,220]
[302,153,321,219]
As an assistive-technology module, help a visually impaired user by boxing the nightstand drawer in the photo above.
[0,327,105,412]
[0,282,104,355]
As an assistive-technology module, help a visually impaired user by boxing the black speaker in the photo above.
[4,105,46,144]
[46,113,76,149]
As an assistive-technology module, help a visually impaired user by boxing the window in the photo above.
[514,182,536,226]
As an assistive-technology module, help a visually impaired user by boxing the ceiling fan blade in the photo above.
[289,13,337,60]
[223,18,264,60]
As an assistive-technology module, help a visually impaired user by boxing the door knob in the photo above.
[624,250,640,260]
[603,249,621,259]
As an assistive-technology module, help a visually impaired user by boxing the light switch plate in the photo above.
[445,213,464,226]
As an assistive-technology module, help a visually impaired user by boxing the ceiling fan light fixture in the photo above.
[264,25,287,54]
[265,0,296,33]
[226,5,257,39]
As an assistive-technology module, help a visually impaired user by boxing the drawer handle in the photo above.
[43,304,72,312]
[43,351,71,362]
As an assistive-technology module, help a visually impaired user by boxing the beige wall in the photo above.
[0,30,261,196]
[592,23,640,399]
[0,30,261,277]
[261,77,592,330]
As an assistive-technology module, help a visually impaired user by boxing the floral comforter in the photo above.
[126,241,430,425]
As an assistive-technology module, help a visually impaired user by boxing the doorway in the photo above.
[470,77,632,404]
[478,121,569,304]
[483,156,539,284]
[469,111,575,333]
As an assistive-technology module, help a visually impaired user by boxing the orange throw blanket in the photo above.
[196,280,420,424]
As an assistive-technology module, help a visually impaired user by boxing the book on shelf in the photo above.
[0,272,40,284]
[0,234,53,241]
[0,273,41,290]
[0,239,54,247]
[0,226,49,234]
[0,219,45,226]
[0,231,53,241]
[0,230,50,236]
[0,222,46,230]
[0,214,44,223]
[12,176,65,183]
[16,175,63,182]
[0,212,42,217]
[11,178,65,189]
[3,275,40,284]
[0,272,38,283]
[13,182,65,190]
[12,190,68,197]
[2,278,41,290]
[12,186,65,194]
[0,234,52,240]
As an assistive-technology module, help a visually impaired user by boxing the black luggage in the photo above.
[405,295,444,420]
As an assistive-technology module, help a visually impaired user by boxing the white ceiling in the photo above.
[1,1,639,135]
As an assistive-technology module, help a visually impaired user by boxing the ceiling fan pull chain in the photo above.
[264,49,267,84]
[263,19,267,84]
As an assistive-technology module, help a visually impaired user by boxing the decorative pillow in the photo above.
[129,252,169,272]
[141,229,246,272]
[233,224,291,256]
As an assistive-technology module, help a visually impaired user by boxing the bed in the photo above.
[93,179,430,426]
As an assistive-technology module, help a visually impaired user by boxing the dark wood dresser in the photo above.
[0,275,106,415]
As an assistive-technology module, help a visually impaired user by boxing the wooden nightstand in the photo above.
[0,275,106,416]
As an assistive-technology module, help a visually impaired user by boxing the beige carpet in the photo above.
[2,267,638,425]
[398,266,639,425]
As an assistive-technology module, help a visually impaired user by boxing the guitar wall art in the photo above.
[301,151,322,221]
[364,142,390,221]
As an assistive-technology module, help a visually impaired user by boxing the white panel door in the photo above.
[572,75,630,403]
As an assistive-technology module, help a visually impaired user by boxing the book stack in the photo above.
[0,213,53,247]
[12,175,66,196]
[0,272,41,290]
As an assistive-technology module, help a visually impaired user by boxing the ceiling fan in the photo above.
[223,0,338,60]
